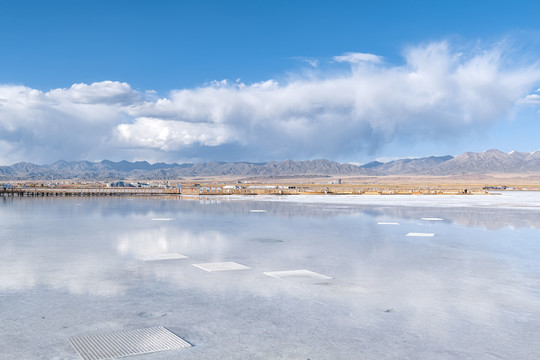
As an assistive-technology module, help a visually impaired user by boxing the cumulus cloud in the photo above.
[1,41,540,164]
[522,94,540,104]
[521,88,540,105]
[116,117,237,149]
[0,82,135,163]
[47,81,140,105]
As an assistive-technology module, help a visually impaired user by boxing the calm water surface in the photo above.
[1,195,539,359]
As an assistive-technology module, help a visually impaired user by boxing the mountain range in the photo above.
[1,149,540,181]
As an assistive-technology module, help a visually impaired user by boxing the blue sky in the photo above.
[1,0,540,165]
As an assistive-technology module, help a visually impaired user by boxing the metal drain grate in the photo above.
[69,326,191,360]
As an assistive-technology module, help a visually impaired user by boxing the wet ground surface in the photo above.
[1,194,539,359]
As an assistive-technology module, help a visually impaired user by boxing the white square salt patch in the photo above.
[264,269,333,280]
[139,253,188,261]
[421,217,444,221]
[151,218,175,221]
[377,222,400,225]
[249,209,266,213]
[193,261,250,272]
[406,232,435,237]
[69,326,191,360]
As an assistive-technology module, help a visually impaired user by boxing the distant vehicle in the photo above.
[1,183,13,189]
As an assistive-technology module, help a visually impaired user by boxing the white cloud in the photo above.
[1,40,540,164]
[333,52,383,64]
[291,56,320,68]
[0,83,130,163]
[522,94,540,104]
[116,117,237,149]
[304,58,319,68]
[47,81,140,105]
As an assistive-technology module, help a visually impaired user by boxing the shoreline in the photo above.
[1,187,492,197]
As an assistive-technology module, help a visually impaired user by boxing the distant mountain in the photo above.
[0,159,368,180]
[427,149,540,174]
[1,150,540,180]
[369,155,453,175]
[360,161,383,169]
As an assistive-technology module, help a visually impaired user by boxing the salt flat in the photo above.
[1,193,539,359]
[230,191,540,210]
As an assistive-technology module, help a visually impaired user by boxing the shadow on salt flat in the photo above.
[249,238,284,243]
[193,261,250,272]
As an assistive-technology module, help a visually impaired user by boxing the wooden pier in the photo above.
[1,185,487,197]
[0,187,181,197]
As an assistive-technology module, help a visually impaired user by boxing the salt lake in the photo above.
[1,193,539,359]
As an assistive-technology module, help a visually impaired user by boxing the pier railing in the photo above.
[0,186,487,197]
[0,187,181,197]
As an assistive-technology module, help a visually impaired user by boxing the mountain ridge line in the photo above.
[2,149,540,180]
